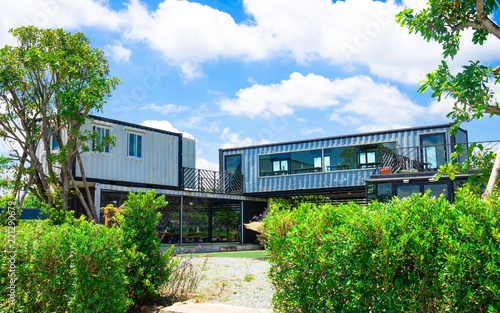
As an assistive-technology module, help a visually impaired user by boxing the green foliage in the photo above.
[40,187,75,225]
[0,26,120,221]
[117,190,174,304]
[0,195,21,226]
[22,193,42,209]
[436,143,498,193]
[0,220,131,312]
[265,189,500,312]
[396,1,500,133]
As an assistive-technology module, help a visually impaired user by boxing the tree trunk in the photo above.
[482,145,500,200]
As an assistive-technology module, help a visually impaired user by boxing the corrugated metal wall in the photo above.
[75,119,184,187]
[222,125,454,194]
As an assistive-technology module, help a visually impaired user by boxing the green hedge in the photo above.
[0,220,131,313]
[264,188,500,312]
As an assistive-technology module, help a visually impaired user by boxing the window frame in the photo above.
[93,125,112,154]
[126,131,144,159]
[258,141,397,177]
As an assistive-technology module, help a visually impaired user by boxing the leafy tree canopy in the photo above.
[0,26,120,221]
[397,0,500,198]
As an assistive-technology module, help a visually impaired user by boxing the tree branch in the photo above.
[476,0,500,40]
[484,105,500,115]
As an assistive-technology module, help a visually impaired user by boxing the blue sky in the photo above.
[1,0,499,169]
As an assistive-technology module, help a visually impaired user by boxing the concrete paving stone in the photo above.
[159,303,272,313]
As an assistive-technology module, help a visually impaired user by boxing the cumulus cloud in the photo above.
[140,103,188,115]
[301,127,325,135]
[119,0,445,83]
[0,0,125,45]
[221,127,268,149]
[124,0,273,79]
[141,120,195,139]
[105,42,132,62]
[2,0,497,86]
[219,72,436,131]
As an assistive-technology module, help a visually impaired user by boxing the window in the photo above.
[424,183,449,199]
[420,133,446,170]
[358,144,379,168]
[377,183,392,202]
[259,153,290,176]
[290,150,322,174]
[324,146,358,171]
[93,126,110,153]
[127,132,143,158]
[46,127,60,151]
[396,184,420,198]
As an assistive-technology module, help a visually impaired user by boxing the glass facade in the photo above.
[100,191,243,244]
[182,197,210,243]
[420,133,446,171]
[260,142,396,177]
[259,153,290,176]
[291,150,322,174]
[396,185,420,198]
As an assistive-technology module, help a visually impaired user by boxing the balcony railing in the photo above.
[182,167,243,194]
[374,140,500,175]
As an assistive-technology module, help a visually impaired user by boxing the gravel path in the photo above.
[189,256,274,310]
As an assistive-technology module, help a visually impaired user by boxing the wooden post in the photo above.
[482,145,500,200]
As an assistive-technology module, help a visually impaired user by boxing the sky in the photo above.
[0,0,499,170]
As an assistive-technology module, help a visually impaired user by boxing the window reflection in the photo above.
[291,150,322,174]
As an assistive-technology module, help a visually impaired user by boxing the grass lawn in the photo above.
[193,250,268,259]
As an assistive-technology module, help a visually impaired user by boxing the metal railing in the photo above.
[182,167,243,194]
[374,140,500,175]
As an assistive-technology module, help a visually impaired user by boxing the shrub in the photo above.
[0,195,21,226]
[40,186,75,225]
[0,219,131,312]
[117,190,175,304]
[264,188,500,312]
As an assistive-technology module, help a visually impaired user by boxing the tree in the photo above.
[0,26,120,222]
[396,0,500,199]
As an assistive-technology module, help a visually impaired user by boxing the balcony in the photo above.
[181,167,243,194]
[374,140,500,175]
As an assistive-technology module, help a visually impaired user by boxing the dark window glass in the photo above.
[420,133,446,170]
[127,132,143,158]
[291,150,322,174]
[377,183,393,202]
[259,153,290,176]
[182,197,209,243]
[397,184,420,198]
[424,183,449,199]
[93,126,110,153]
[225,155,242,175]
[324,146,358,171]
[359,143,396,168]
[367,184,376,200]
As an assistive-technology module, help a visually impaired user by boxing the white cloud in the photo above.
[219,72,436,131]
[141,120,195,139]
[221,127,268,149]
[105,42,132,62]
[428,98,455,117]
[118,0,446,83]
[301,127,325,135]
[124,0,273,79]
[140,103,188,115]
[219,73,341,118]
[196,157,219,171]
[0,0,125,45]
[2,0,495,86]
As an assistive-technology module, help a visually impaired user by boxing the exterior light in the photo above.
[403,179,410,184]
[429,178,436,183]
